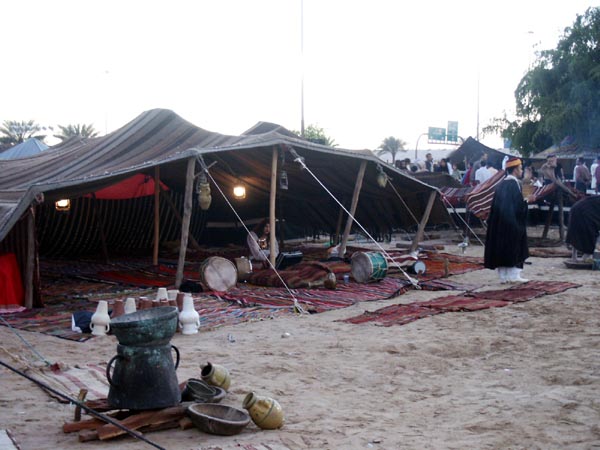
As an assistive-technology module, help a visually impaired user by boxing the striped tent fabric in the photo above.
[465,170,506,219]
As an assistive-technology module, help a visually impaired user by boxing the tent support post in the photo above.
[176,158,195,288]
[542,200,556,239]
[409,190,437,253]
[333,201,345,245]
[269,147,278,267]
[339,160,367,257]
[153,166,160,266]
[558,192,565,241]
[159,189,201,250]
[25,206,35,309]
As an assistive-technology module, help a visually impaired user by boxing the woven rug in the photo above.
[340,280,580,327]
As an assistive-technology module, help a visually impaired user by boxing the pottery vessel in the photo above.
[90,300,111,336]
[179,295,200,335]
[242,392,285,429]
[167,289,179,301]
[139,297,152,310]
[201,362,231,391]
[176,292,186,311]
[124,297,137,314]
[156,287,168,302]
[111,299,125,319]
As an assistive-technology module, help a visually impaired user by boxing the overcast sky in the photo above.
[2,0,598,152]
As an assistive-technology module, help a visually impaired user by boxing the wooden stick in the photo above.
[153,166,160,266]
[24,206,35,309]
[339,160,367,257]
[74,388,88,422]
[97,405,187,440]
[409,191,437,253]
[176,157,196,288]
[159,189,201,250]
[269,146,278,267]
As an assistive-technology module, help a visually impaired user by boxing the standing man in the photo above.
[484,157,534,283]
[425,153,434,172]
[574,157,591,193]
[591,156,600,192]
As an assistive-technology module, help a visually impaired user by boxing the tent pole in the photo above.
[269,147,278,266]
[334,200,345,244]
[409,190,437,253]
[542,200,556,239]
[153,166,160,266]
[339,160,367,257]
[176,158,195,288]
[159,189,201,250]
[558,191,565,241]
[24,206,35,309]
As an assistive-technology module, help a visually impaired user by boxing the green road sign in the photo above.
[428,127,446,141]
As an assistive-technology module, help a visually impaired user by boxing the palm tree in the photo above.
[376,136,406,164]
[0,120,47,146]
[54,124,98,141]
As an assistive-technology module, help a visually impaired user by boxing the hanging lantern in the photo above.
[233,182,246,199]
[55,199,71,212]
[376,166,388,188]
[279,169,288,190]
[197,173,212,210]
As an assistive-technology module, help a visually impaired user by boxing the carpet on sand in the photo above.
[340,280,580,327]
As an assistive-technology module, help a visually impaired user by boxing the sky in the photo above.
[2,0,599,153]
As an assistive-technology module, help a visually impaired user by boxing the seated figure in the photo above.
[566,196,600,261]
[247,219,279,268]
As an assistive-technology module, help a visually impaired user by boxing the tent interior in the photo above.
[0,109,453,308]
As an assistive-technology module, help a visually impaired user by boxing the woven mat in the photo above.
[341,280,580,327]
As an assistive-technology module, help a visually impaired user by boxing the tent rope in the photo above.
[197,156,307,315]
[0,315,52,366]
[287,149,419,289]
[386,179,431,241]
[439,195,485,247]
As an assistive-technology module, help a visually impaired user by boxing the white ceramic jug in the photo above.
[178,295,200,335]
[124,297,137,314]
[156,287,168,302]
[90,300,111,336]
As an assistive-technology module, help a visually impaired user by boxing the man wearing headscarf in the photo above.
[484,157,534,283]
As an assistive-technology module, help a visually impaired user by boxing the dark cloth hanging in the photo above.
[484,177,529,269]
[566,196,600,255]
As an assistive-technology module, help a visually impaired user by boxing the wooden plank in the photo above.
[269,147,278,267]
[175,158,196,289]
[409,191,437,253]
[64,418,105,433]
[153,166,160,266]
[97,405,187,441]
[339,160,367,257]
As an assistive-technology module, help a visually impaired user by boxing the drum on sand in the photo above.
[200,257,237,292]
[351,251,388,283]
[234,257,253,281]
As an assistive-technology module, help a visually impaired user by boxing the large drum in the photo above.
[200,257,237,292]
[351,251,388,283]
[234,257,253,281]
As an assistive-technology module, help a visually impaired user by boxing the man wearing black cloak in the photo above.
[484,157,533,283]
[566,195,600,260]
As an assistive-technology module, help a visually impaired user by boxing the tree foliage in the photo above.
[494,7,600,155]
[54,123,99,141]
[0,120,47,146]
[293,124,337,147]
[376,136,406,163]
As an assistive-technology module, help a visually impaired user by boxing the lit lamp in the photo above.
[196,172,212,210]
[233,183,246,199]
[55,199,71,212]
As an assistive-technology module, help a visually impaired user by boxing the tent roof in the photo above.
[448,137,518,166]
[0,138,49,160]
[0,109,448,244]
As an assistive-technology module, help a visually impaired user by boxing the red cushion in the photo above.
[0,253,24,307]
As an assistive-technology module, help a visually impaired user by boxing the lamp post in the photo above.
[414,132,428,161]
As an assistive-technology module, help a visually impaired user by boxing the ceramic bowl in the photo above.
[187,403,250,436]
[181,379,227,403]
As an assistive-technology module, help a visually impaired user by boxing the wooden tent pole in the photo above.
[24,206,35,309]
[409,190,437,253]
[175,158,195,288]
[334,202,345,244]
[153,166,160,266]
[339,160,367,257]
[159,189,201,250]
[542,200,556,239]
[269,147,278,266]
[558,191,565,241]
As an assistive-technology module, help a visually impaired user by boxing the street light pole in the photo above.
[414,132,428,161]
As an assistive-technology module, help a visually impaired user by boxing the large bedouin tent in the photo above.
[0,109,450,308]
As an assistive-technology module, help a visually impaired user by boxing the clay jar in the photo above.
[178,294,200,335]
[90,300,111,336]
[124,297,137,314]
[243,392,285,429]
[201,362,231,391]
[111,299,125,319]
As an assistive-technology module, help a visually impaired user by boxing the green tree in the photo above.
[0,120,47,146]
[376,136,406,164]
[293,124,337,147]
[489,7,600,155]
[54,123,99,141]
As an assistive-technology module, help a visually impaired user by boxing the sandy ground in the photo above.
[1,229,600,450]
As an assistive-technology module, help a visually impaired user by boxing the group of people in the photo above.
[394,154,462,181]
[485,155,600,283]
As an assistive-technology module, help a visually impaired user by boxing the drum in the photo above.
[234,257,253,281]
[200,257,238,292]
[351,251,388,283]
